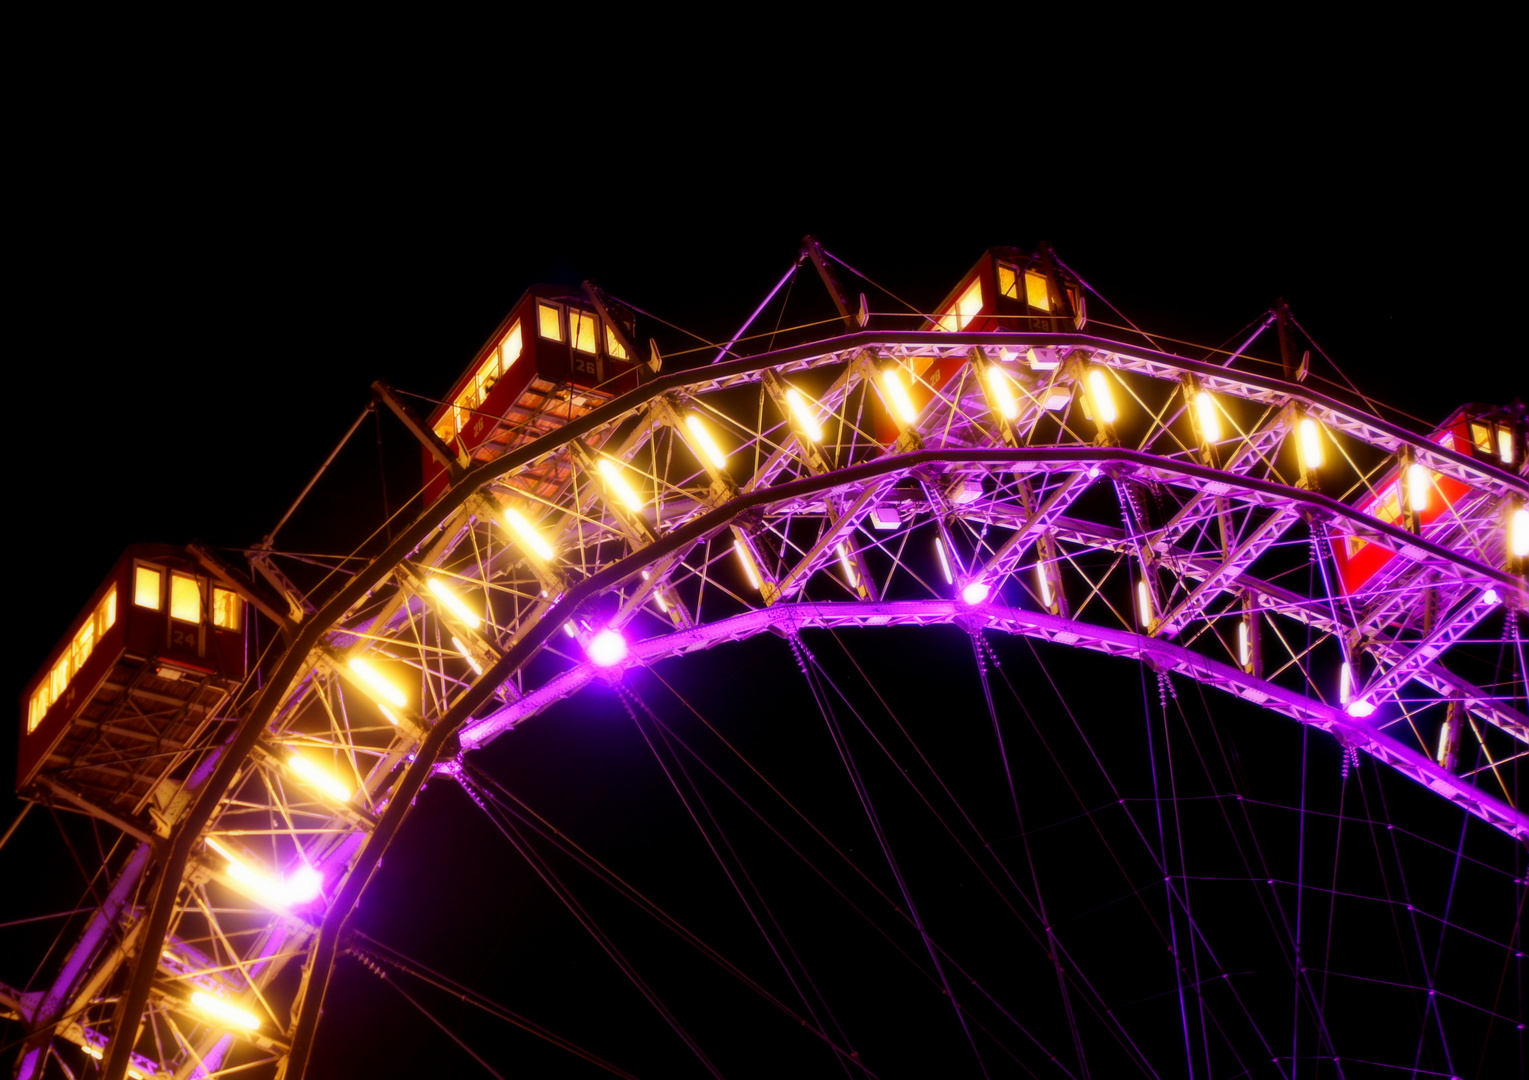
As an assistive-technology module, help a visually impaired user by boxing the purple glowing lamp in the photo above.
[961,581,991,605]
[587,628,628,667]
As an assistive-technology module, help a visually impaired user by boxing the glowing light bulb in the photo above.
[685,414,729,470]
[836,542,859,588]
[426,577,481,630]
[784,388,823,442]
[1340,661,1354,704]
[82,1044,103,1060]
[598,457,645,510]
[1037,564,1053,608]
[451,637,483,676]
[190,991,260,1031]
[204,839,322,910]
[587,628,628,667]
[1237,620,1251,668]
[1346,699,1376,718]
[962,580,990,605]
[379,705,400,726]
[1299,418,1324,471]
[1195,390,1221,443]
[1136,579,1152,627]
[503,508,555,562]
[985,365,1019,420]
[934,537,953,585]
[1406,462,1430,513]
[347,657,406,710]
[286,752,352,803]
[733,538,762,590]
[1088,369,1117,425]
[1511,507,1529,558]
[881,367,919,425]
[1482,588,1500,605]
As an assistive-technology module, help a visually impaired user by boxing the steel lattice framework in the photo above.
[8,291,1528,1078]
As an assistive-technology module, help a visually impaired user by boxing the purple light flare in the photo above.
[587,628,628,667]
[1345,699,1377,718]
[961,581,991,605]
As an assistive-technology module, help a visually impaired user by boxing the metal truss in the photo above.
[13,325,1527,1080]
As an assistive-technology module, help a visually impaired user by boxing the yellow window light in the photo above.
[537,302,562,341]
[684,414,729,470]
[1025,270,1051,311]
[605,324,629,361]
[1195,390,1222,443]
[733,537,762,590]
[212,588,241,630]
[784,387,823,442]
[134,566,161,610]
[503,508,556,562]
[1497,426,1515,464]
[1299,418,1325,471]
[985,365,1019,420]
[426,577,482,630]
[597,457,645,510]
[190,991,260,1031]
[347,657,407,710]
[82,1044,103,1060]
[1087,369,1118,425]
[286,752,352,803]
[170,574,201,623]
[1406,462,1431,514]
[1511,506,1529,558]
[881,367,919,426]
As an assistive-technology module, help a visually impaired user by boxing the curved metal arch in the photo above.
[455,600,1527,840]
[88,319,1526,1079]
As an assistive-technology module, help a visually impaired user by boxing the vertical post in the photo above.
[1274,299,1296,383]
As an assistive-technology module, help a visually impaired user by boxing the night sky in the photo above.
[5,55,1523,1080]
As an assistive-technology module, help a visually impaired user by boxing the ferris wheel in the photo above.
[4,240,1525,1079]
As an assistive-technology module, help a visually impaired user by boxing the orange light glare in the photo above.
[881,368,918,425]
[684,414,729,470]
[1406,462,1431,513]
[1299,418,1324,470]
[503,508,556,562]
[733,538,762,590]
[597,457,645,510]
[426,577,481,630]
[784,388,824,442]
[347,657,407,709]
[985,366,1019,420]
[190,991,260,1031]
[286,752,352,803]
[1088,369,1118,424]
[1195,390,1222,443]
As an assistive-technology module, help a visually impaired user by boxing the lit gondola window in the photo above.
[134,566,162,610]
[170,573,202,623]
[28,689,45,732]
[571,309,599,354]
[212,588,241,631]
[939,278,984,332]
[538,302,562,341]
[73,621,94,673]
[998,263,1018,299]
[1497,426,1515,464]
[500,321,523,368]
[51,656,69,702]
[1025,270,1051,311]
[97,588,116,634]
[1471,422,1492,454]
[605,324,629,360]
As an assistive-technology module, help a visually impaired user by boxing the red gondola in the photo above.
[17,545,247,811]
